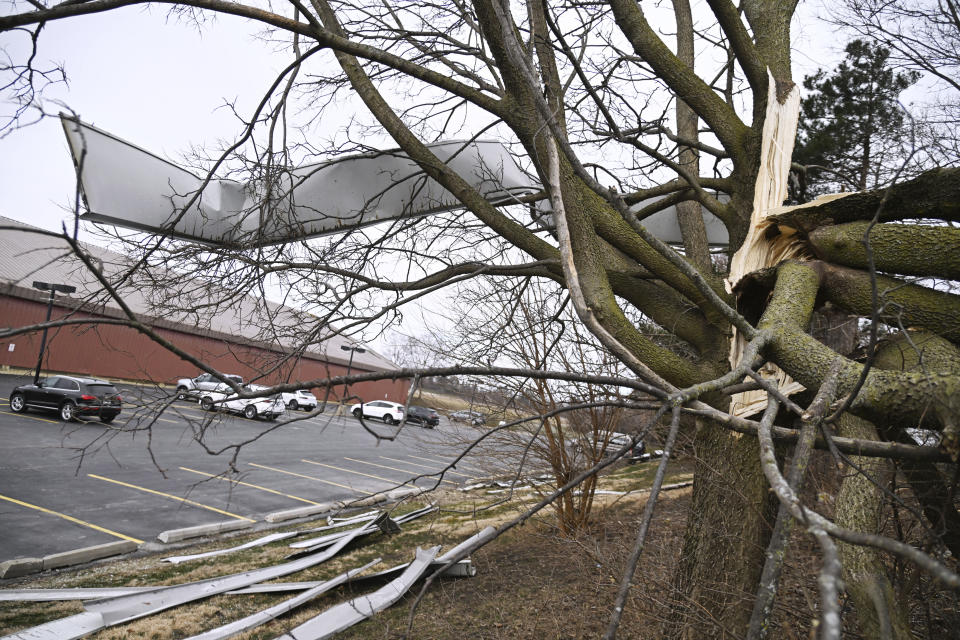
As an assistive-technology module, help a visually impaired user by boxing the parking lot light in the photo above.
[32,281,77,385]
[340,344,366,402]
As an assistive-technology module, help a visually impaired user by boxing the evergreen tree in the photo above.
[795,39,920,198]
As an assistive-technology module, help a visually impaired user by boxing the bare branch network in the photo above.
[1,0,960,637]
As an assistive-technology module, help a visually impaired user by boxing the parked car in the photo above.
[175,373,243,400]
[568,431,642,460]
[281,389,319,412]
[9,375,123,423]
[199,384,285,420]
[349,400,405,424]
[449,409,485,425]
[406,406,440,428]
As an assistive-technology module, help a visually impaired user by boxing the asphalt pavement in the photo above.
[0,372,499,563]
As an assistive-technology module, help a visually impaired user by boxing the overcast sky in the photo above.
[0,7,287,237]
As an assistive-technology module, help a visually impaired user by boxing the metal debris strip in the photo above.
[163,531,299,564]
[349,525,498,583]
[288,505,436,555]
[0,588,158,602]
[62,116,537,248]
[328,510,380,525]
[275,546,442,640]
[182,558,382,640]
[1,522,374,640]
[225,527,493,595]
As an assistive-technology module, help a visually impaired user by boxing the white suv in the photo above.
[349,400,405,425]
[281,390,319,412]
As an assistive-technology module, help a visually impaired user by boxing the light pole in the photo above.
[340,344,366,405]
[32,281,77,385]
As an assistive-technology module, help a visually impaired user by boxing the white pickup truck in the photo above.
[174,373,243,400]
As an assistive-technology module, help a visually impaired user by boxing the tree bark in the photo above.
[834,413,912,640]
[808,221,960,280]
[667,418,778,639]
[768,167,960,234]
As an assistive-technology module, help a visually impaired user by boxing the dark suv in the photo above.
[9,375,123,423]
[406,406,440,428]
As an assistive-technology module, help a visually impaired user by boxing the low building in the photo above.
[0,216,408,402]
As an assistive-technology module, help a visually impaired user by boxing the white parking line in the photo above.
[342,457,459,485]
[378,456,477,479]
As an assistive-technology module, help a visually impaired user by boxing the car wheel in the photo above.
[100,414,116,424]
[383,414,396,425]
[288,400,299,411]
[9,392,26,413]
[200,397,214,411]
[60,401,77,422]
[176,387,189,400]
[244,405,258,419]
[352,408,362,418]
[303,405,314,412]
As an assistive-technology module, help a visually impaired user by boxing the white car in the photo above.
[199,384,285,420]
[568,431,640,458]
[349,400,405,425]
[281,390,319,412]
[175,373,243,400]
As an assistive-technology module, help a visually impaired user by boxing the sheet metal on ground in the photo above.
[0,526,494,602]
[1,523,372,640]
[277,546,441,640]
[183,558,382,640]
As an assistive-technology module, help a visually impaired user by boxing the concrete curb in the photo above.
[0,557,42,579]
[42,540,139,571]
[157,520,253,543]
[264,501,344,523]
[0,540,140,579]
[387,487,425,501]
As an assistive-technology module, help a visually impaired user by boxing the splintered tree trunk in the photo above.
[667,75,801,638]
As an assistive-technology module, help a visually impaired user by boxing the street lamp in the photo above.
[340,344,366,403]
[32,281,77,385]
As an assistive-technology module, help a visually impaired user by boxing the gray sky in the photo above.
[0,7,284,236]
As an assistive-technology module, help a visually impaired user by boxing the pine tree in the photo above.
[795,39,920,198]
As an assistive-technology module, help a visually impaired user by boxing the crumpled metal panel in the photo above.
[275,546,441,640]
[289,505,436,554]
[2,522,374,640]
[61,116,537,248]
[183,558,382,640]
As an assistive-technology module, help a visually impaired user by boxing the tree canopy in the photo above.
[2,0,960,637]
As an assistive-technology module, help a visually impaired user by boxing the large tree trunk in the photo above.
[668,419,779,638]
[834,413,912,640]
[667,74,801,638]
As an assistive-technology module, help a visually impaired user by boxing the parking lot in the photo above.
[0,373,500,563]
